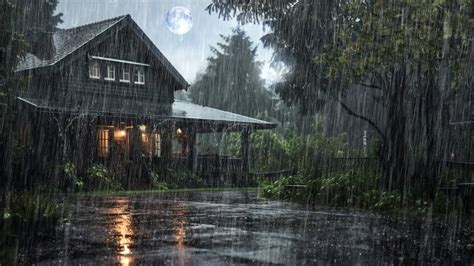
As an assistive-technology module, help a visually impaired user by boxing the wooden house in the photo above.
[15,15,276,185]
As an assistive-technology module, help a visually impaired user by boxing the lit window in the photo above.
[140,131,161,158]
[105,64,115,81]
[153,133,161,157]
[134,67,145,85]
[120,67,130,83]
[97,128,110,158]
[89,62,100,79]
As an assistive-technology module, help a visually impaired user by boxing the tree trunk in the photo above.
[380,69,409,192]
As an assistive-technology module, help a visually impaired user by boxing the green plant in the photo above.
[0,192,61,242]
[149,171,169,191]
[61,161,83,192]
[167,170,206,189]
[85,164,122,191]
[373,191,402,211]
[260,176,307,200]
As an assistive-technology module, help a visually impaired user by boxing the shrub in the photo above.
[167,170,206,189]
[0,192,61,242]
[149,171,169,191]
[85,164,122,191]
[61,161,83,192]
[260,176,306,200]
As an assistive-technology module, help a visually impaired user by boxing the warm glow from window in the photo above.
[89,62,100,79]
[114,129,127,142]
[141,132,161,157]
[97,128,109,157]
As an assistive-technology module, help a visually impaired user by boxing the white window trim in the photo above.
[89,62,100,79]
[120,67,131,83]
[134,68,145,85]
[104,64,115,81]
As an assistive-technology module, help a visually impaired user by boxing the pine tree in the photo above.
[190,28,274,118]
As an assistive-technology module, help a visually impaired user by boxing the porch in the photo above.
[17,97,277,180]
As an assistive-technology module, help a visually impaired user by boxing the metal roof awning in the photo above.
[17,97,277,131]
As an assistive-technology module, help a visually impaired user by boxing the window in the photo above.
[89,62,100,79]
[153,133,161,157]
[105,64,115,81]
[120,67,130,83]
[97,128,110,158]
[141,131,161,157]
[134,67,145,84]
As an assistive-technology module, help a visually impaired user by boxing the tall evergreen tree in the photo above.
[0,0,62,190]
[189,28,275,118]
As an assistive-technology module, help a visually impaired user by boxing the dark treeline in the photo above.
[1,0,63,190]
[206,0,473,198]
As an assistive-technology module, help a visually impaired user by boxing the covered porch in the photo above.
[17,97,276,181]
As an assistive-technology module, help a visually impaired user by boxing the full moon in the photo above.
[165,6,193,35]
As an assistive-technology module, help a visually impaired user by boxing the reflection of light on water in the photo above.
[109,197,134,266]
[173,204,188,264]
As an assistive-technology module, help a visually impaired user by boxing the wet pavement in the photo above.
[20,189,473,265]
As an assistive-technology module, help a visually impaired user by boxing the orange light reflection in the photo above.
[109,197,134,266]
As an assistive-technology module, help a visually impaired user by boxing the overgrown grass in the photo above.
[0,192,61,244]
[259,171,452,215]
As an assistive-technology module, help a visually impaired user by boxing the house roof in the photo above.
[16,15,189,89]
[172,100,276,128]
[17,97,277,130]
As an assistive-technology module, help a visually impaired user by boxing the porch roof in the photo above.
[17,97,277,130]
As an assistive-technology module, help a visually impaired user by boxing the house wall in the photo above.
[21,25,180,116]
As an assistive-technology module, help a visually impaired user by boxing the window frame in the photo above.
[89,62,101,79]
[97,128,110,158]
[134,67,145,85]
[120,66,131,83]
[104,64,116,81]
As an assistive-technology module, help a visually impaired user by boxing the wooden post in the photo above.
[241,127,252,174]
[188,126,198,173]
[160,124,173,173]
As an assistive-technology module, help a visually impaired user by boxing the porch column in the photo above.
[188,126,198,173]
[240,127,252,173]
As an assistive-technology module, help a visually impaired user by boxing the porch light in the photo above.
[176,128,183,135]
[114,129,127,141]
[139,125,146,132]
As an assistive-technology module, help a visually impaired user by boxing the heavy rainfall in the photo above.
[0,0,472,265]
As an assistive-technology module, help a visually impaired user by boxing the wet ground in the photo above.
[19,189,473,265]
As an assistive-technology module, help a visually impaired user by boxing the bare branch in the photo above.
[359,83,382,90]
[336,97,385,142]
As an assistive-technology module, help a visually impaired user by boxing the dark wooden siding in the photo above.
[21,24,179,117]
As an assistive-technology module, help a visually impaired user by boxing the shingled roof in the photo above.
[17,97,276,130]
[16,15,126,71]
[16,15,189,89]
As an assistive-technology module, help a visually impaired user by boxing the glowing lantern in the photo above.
[114,129,127,142]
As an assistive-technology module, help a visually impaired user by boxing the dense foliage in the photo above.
[207,0,473,195]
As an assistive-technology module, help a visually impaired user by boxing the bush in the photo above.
[85,164,122,191]
[61,161,83,192]
[317,171,379,207]
[260,176,306,200]
[0,192,61,242]
[149,171,169,190]
[167,170,206,189]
